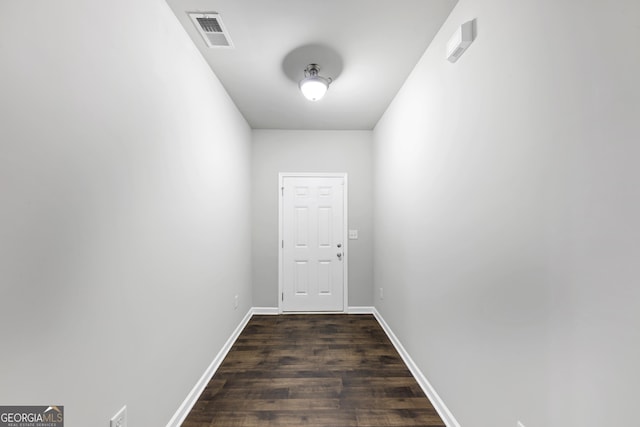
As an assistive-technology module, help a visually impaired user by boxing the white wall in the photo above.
[373,0,640,426]
[0,1,252,426]
[252,130,373,308]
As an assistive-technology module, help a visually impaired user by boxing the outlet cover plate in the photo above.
[110,406,127,427]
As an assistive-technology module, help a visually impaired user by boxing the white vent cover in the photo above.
[446,20,475,63]
[189,13,234,48]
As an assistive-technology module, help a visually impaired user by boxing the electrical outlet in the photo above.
[110,406,127,427]
[517,421,526,427]
[379,287,384,300]
[234,295,239,309]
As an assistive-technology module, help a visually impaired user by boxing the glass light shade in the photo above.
[299,77,329,101]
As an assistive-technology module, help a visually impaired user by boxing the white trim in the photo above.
[372,308,461,427]
[280,311,350,315]
[278,173,349,314]
[165,309,253,427]
[347,306,375,314]
[252,307,279,315]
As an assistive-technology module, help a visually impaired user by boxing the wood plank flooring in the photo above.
[182,314,445,427]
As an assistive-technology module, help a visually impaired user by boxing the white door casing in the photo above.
[279,173,347,312]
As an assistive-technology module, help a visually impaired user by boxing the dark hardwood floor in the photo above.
[182,314,445,427]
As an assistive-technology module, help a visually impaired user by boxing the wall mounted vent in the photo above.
[188,13,234,48]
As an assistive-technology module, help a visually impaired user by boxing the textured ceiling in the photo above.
[165,0,458,130]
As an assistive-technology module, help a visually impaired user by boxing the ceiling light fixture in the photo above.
[299,64,332,101]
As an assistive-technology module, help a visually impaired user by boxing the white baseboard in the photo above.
[252,307,279,315]
[253,306,375,315]
[372,308,460,427]
[347,306,375,314]
[165,308,253,427]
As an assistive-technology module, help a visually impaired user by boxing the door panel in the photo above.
[281,176,345,312]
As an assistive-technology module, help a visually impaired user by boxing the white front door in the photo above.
[280,174,346,312]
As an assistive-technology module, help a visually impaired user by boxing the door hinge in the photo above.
[281,240,284,248]
[282,292,284,301]
[281,186,284,196]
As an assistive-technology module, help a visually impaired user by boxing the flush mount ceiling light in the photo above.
[299,64,332,101]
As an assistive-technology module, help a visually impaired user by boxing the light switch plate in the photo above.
[348,229,358,240]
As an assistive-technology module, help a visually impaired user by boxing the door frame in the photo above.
[278,172,348,314]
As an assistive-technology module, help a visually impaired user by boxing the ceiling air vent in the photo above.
[189,13,234,48]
